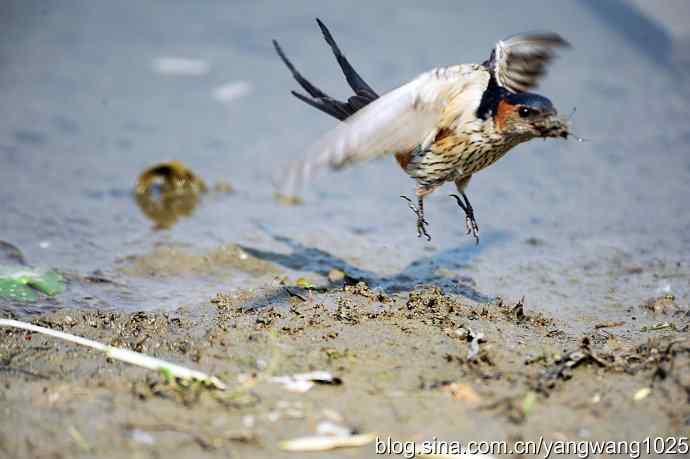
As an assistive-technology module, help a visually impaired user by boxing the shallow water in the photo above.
[1,1,689,331]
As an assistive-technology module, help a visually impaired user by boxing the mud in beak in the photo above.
[535,114,570,139]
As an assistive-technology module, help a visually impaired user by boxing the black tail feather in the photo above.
[315,18,378,101]
[272,39,327,100]
[290,90,352,121]
[273,19,379,121]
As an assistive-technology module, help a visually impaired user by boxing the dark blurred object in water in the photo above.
[135,160,207,195]
[0,241,27,266]
[134,161,208,230]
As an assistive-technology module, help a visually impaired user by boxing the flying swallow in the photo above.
[274,19,570,243]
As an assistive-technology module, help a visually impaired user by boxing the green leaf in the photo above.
[159,366,174,383]
[522,391,537,417]
[0,278,38,301]
[26,270,65,296]
[0,266,65,301]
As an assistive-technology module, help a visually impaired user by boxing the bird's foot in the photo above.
[450,194,480,244]
[400,195,431,241]
[464,212,480,244]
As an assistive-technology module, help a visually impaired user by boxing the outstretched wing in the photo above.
[273,18,379,121]
[486,33,570,93]
[280,66,489,197]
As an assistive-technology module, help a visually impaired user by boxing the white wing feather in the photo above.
[280,65,486,197]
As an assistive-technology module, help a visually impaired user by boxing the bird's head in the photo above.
[493,92,569,140]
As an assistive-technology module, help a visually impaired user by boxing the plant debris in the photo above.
[270,371,342,393]
[641,322,677,332]
[0,319,226,390]
[633,387,651,401]
[279,421,374,453]
[537,337,610,392]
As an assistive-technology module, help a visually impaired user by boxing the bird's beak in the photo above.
[535,113,569,139]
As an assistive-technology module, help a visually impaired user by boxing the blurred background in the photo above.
[1,0,689,329]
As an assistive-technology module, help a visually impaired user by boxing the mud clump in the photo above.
[642,294,686,315]
[343,281,387,302]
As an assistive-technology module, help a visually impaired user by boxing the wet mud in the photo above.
[2,279,689,458]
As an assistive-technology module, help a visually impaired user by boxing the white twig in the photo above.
[0,319,226,390]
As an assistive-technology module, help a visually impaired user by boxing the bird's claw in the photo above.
[400,195,431,241]
[450,194,480,245]
[417,219,431,241]
[465,213,480,245]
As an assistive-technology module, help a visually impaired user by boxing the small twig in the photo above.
[594,321,625,329]
[0,319,226,390]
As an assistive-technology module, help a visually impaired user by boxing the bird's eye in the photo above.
[518,106,536,118]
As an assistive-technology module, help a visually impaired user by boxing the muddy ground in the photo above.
[2,266,690,458]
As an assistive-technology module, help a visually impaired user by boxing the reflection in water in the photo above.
[0,240,27,266]
[135,191,201,230]
[134,161,207,230]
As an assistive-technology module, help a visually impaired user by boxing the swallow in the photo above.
[273,19,571,243]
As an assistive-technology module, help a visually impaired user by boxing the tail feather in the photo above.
[291,90,352,121]
[315,18,378,101]
[347,95,372,111]
[273,18,379,121]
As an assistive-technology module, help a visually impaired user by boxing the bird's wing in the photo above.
[279,65,488,197]
[487,33,570,93]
